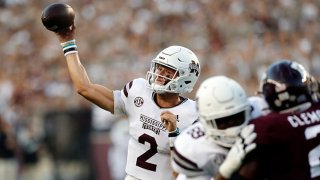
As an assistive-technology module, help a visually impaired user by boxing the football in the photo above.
[41,3,75,32]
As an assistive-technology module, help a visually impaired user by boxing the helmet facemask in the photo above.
[260,60,313,112]
[262,80,312,112]
[146,62,180,94]
[201,106,251,148]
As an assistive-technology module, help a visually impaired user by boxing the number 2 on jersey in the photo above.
[305,124,320,178]
[136,133,158,171]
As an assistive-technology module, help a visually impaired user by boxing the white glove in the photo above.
[219,124,257,179]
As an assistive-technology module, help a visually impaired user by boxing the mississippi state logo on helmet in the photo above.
[189,60,200,76]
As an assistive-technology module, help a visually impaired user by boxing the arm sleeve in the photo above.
[113,90,127,116]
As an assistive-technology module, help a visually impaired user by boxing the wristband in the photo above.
[60,39,78,56]
[168,127,180,137]
[168,127,180,149]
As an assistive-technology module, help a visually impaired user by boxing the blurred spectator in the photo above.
[90,106,115,180]
[108,119,129,180]
[0,115,18,180]
[17,119,51,180]
[44,108,92,180]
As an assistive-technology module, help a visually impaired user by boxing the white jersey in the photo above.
[172,97,269,180]
[113,78,198,180]
[171,122,227,180]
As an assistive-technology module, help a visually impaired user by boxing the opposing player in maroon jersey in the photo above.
[216,60,320,180]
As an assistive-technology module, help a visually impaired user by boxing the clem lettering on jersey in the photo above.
[140,114,166,135]
[134,97,144,107]
[287,109,320,128]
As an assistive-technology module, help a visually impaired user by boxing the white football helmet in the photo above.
[196,76,251,148]
[146,46,200,94]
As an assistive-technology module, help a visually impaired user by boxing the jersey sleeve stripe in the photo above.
[123,84,128,97]
[172,147,202,172]
[123,81,133,98]
[192,119,199,124]
[172,157,203,172]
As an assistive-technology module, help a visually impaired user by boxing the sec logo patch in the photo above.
[134,97,144,107]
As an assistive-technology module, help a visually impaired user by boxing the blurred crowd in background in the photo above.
[1,0,320,179]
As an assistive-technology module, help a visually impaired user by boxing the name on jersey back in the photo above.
[287,109,320,128]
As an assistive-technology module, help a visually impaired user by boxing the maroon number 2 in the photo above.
[136,133,158,171]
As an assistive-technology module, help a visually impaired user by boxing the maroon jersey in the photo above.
[249,103,320,180]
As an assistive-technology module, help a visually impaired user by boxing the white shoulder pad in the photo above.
[121,78,146,98]
[248,96,270,119]
[113,78,147,116]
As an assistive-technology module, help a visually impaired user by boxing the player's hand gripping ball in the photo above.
[41,3,75,32]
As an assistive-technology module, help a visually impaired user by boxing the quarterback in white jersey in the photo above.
[47,24,202,180]
[171,76,258,180]
[112,45,200,180]
[114,78,198,179]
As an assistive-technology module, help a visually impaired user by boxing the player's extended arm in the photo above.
[54,25,115,113]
